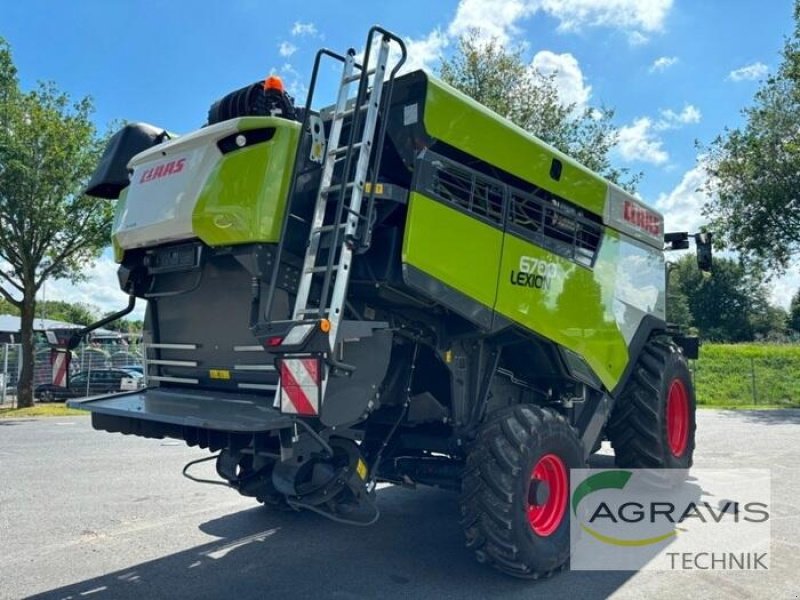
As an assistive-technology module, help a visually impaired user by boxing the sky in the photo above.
[1,0,797,318]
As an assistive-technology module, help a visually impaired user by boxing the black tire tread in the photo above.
[607,340,696,468]
[460,405,579,579]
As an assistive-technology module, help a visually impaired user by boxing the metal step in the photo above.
[328,141,365,156]
[315,224,347,233]
[343,67,376,84]
[304,265,340,275]
[320,181,357,195]
[333,104,369,120]
[296,308,326,316]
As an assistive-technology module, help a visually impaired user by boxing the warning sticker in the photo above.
[279,358,321,416]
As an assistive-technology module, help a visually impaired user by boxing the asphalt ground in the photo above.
[0,409,798,600]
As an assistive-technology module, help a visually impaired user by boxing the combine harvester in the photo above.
[69,27,711,578]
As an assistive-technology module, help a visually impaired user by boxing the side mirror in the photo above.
[695,232,713,272]
[664,232,690,250]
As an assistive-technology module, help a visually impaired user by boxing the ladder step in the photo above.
[321,182,357,194]
[328,141,365,157]
[343,68,376,84]
[305,265,340,275]
[296,308,326,316]
[334,104,368,120]
[314,224,347,233]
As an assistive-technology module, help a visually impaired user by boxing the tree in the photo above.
[102,313,143,333]
[40,300,99,326]
[0,297,19,316]
[668,255,774,342]
[790,290,800,333]
[750,304,788,341]
[0,38,113,407]
[703,1,800,274]
[438,30,640,192]
[666,270,693,331]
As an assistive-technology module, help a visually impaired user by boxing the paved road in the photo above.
[1,410,798,600]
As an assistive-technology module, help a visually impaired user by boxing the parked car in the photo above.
[35,369,144,402]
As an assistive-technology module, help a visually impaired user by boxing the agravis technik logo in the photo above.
[569,469,771,571]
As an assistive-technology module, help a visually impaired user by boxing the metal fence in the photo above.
[0,343,21,407]
[3,340,797,409]
[0,342,143,407]
[691,350,800,408]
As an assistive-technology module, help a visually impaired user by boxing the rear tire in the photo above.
[606,339,696,469]
[460,405,584,579]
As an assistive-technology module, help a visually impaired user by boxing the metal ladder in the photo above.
[290,30,405,346]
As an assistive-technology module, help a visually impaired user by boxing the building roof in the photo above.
[0,314,113,334]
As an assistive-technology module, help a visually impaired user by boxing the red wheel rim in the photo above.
[666,379,689,457]
[527,453,568,536]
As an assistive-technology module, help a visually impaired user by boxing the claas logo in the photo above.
[623,200,662,236]
[139,158,187,184]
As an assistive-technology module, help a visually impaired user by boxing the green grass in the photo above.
[692,343,800,408]
[0,404,87,418]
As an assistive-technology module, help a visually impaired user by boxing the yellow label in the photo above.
[209,369,231,380]
[364,183,384,195]
[356,458,368,480]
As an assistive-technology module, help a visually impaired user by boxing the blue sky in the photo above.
[1,0,797,313]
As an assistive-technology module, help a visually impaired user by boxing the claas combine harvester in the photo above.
[67,27,711,578]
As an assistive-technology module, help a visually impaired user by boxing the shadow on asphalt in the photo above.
[31,486,635,600]
[714,408,800,426]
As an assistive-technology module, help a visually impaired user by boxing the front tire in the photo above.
[460,405,584,579]
[606,339,697,469]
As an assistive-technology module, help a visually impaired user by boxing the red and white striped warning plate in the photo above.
[279,357,321,416]
[51,350,69,388]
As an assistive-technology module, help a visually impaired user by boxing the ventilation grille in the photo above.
[430,159,504,225]
[508,190,602,267]
[418,152,603,267]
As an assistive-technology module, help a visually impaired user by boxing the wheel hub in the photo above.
[526,453,568,537]
[528,479,550,506]
[666,379,689,457]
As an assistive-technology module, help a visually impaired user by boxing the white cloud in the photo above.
[291,21,318,37]
[403,29,450,72]
[649,56,678,73]
[627,31,649,46]
[728,62,769,82]
[278,41,297,58]
[531,50,591,110]
[614,105,699,166]
[446,0,672,47]
[655,104,701,130]
[448,0,536,46]
[769,270,800,309]
[42,252,146,320]
[655,162,708,233]
[537,0,673,34]
[279,63,307,99]
[617,117,669,165]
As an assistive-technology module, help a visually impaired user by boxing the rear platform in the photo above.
[68,387,292,435]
